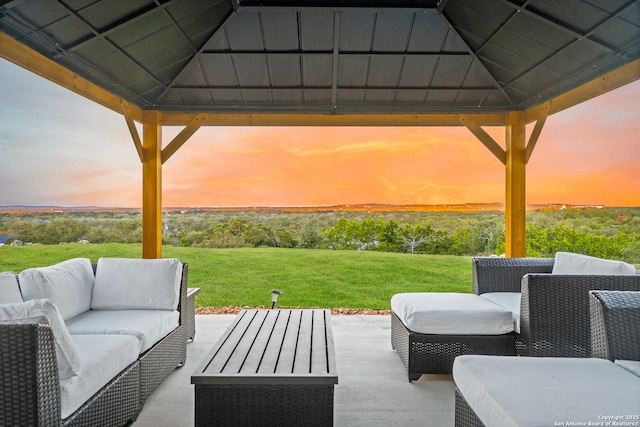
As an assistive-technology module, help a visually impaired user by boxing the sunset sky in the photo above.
[1,59,639,208]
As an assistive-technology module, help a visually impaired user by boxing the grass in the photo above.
[0,244,473,310]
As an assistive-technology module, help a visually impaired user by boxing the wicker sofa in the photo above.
[453,290,640,427]
[0,257,192,427]
[391,252,640,380]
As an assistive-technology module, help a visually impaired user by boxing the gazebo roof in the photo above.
[1,0,638,119]
[1,0,639,259]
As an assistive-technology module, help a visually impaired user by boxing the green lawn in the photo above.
[0,244,473,310]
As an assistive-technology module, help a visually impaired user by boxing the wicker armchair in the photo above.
[472,257,640,357]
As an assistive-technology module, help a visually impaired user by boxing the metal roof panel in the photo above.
[398,56,437,87]
[225,12,264,50]
[261,10,300,50]
[370,11,413,52]
[299,10,334,51]
[234,55,270,86]
[339,10,375,51]
[302,89,332,104]
[337,55,369,87]
[431,55,472,87]
[200,54,239,86]
[406,11,449,52]
[367,56,403,87]
[268,54,303,86]
[302,55,333,86]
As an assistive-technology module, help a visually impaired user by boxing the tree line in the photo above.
[2,207,638,263]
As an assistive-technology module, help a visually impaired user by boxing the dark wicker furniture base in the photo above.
[454,387,485,427]
[186,288,200,341]
[139,325,187,403]
[391,312,516,381]
[63,361,141,427]
[195,384,334,427]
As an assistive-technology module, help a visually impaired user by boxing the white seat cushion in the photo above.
[92,258,182,310]
[0,271,22,304]
[0,299,81,379]
[552,251,637,275]
[60,334,139,419]
[615,360,640,378]
[479,293,521,333]
[390,293,513,335]
[453,355,640,427]
[18,258,95,320]
[66,309,180,353]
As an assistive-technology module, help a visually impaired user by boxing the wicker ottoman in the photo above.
[391,293,516,381]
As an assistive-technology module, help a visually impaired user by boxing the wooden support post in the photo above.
[505,111,527,258]
[142,111,163,259]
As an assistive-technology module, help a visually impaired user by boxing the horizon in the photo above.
[1,201,635,213]
[1,59,639,208]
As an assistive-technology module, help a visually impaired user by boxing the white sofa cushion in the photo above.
[66,309,180,353]
[390,293,513,335]
[479,293,521,333]
[453,355,640,427]
[0,299,81,379]
[60,334,139,419]
[0,272,22,304]
[92,258,182,310]
[552,251,637,275]
[18,258,95,321]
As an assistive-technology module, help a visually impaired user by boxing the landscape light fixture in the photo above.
[271,289,282,309]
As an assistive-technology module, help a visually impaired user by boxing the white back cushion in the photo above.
[18,258,95,320]
[552,252,637,275]
[91,258,182,310]
[0,299,81,379]
[0,272,23,304]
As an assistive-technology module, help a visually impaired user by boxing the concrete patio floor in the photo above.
[132,314,455,426]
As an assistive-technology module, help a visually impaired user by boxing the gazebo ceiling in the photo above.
[1,0,638,116]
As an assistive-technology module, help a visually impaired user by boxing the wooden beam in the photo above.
[160,112,509,127]
[161,114,206,164]
[142,111,163,259]
[459,115,506,165]
[0,31,144,122]
[524,101,549,164]
[121,100,145,163]
[505,111,527,258]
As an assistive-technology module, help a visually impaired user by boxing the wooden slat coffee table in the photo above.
[192,309,338,426]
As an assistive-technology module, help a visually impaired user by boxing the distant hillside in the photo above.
[0,202,613,215]
[0,206,139,214]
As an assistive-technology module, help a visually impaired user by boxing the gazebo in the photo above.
[1,0,638,258]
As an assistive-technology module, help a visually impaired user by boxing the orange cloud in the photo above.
[162,126,508,207]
